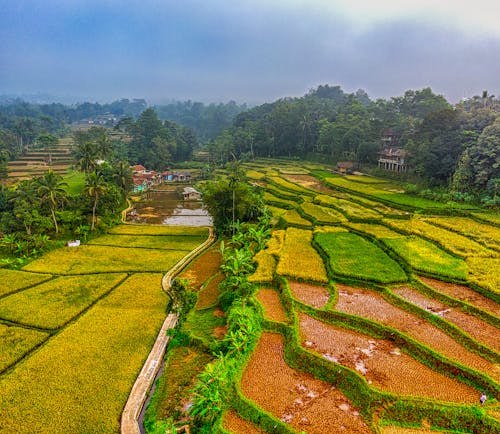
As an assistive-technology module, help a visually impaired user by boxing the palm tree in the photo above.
[36,170,68,234]
[84,171,109,231]
[76,141,99,174]
[112,161,133,194]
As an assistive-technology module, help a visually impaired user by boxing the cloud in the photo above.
[1,0,499,103]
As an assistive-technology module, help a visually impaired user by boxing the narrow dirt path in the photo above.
[120,226,215,434]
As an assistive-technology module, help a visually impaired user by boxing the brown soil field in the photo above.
[222,409,266,433]
[380,427,446,434]
[241,332,373,433]
[256,288,287,323]
[393,287,500,353]
[195,273,223,309]
[282,174,340,195]
[289,281,330,308]
[418,276,500,317]
[334,285,500,383]
[179,244,222,290]
[298,313,480,403]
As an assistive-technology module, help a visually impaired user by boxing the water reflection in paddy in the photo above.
[126,187,212,226]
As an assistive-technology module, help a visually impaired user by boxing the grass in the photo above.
[0,274,127,329]
[62,171,85,195]
[276,228,328,283]
[0,273,169,433]
[184,307,226,342]
[22,245,190,274]
[315,231,407,283]
[322,176,475,210]
[144,346,213,431]
[0,270,52,297]
[0,324,49,372]
[88,234,206,251]
[382,236,468,280]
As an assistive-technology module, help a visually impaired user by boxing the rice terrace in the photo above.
[0,159,498,433]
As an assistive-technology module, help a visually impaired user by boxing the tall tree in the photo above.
[36,170,68,234]
[84,171,109,231]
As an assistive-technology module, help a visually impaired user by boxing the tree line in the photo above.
[204,86,500,205]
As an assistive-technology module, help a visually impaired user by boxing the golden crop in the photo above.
[88,234,205,251]
[108,224,209,237]
[0,269,52,297]
[0,274,127,329]
[300,202,347,223]
[23,245,188,274]
[315,194,382,220]
[0,324,49,372]
[0,273,167,433]
[276,228,328,283]
[248,250,276,283]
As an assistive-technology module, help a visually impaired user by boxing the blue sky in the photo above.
[1,0,500,104]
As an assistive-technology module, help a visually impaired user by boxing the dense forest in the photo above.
[1,85,499,204]
[205,86,500,204]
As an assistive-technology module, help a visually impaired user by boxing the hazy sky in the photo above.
[1,0,500,104]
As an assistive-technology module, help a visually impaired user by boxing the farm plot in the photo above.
[276,228,328,283]
[0,273,168,433]
[178,243,222,291]
[300,201,347,224]
[267,175,316,196]
[195,273,224,309]
[0,274,127,329]
[384,218,491,258]
[423,217,500,252]
[222,409,265,433]
[108,224,209,237]
[466,256,500,294]
[418,276,500,317]
[263,191,299,208]
[346,223,404,239]
[255,288,287,323]
[0,325,49,372]
[88,234,206,251]
[268,206,312,227]
[393,286,500,353]
[382,236,468,280]
[298,313,480,403]
[334,284,500,383]
[241,332,372,433]
[289,280,330,308]
[22,245,185,274]
[315,231,407,283]
[472,212,500,226]
[248,250,276,283]
[281,173,339,195]
[0,269,52,297]
[314,194,383,220]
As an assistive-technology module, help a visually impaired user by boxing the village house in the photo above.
[378,148,409,172]
[337,161,355,175]
[182,187,201,200]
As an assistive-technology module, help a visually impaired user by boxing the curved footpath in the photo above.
[121,226,216,434]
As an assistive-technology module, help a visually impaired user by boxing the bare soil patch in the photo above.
[222,409,265,433]
[289,281,330,308]
[298,313,479,403]
[241,332,372,433]
[256,288,287,323]
[393,287,500,353]
[282,174,340,195]
[418,276,500,317]
[334,284,500,383]
[179,245,222,291]
[195,273,223,309]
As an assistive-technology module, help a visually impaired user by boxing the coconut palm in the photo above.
[84,171,109,231]
[36,170,68,234]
